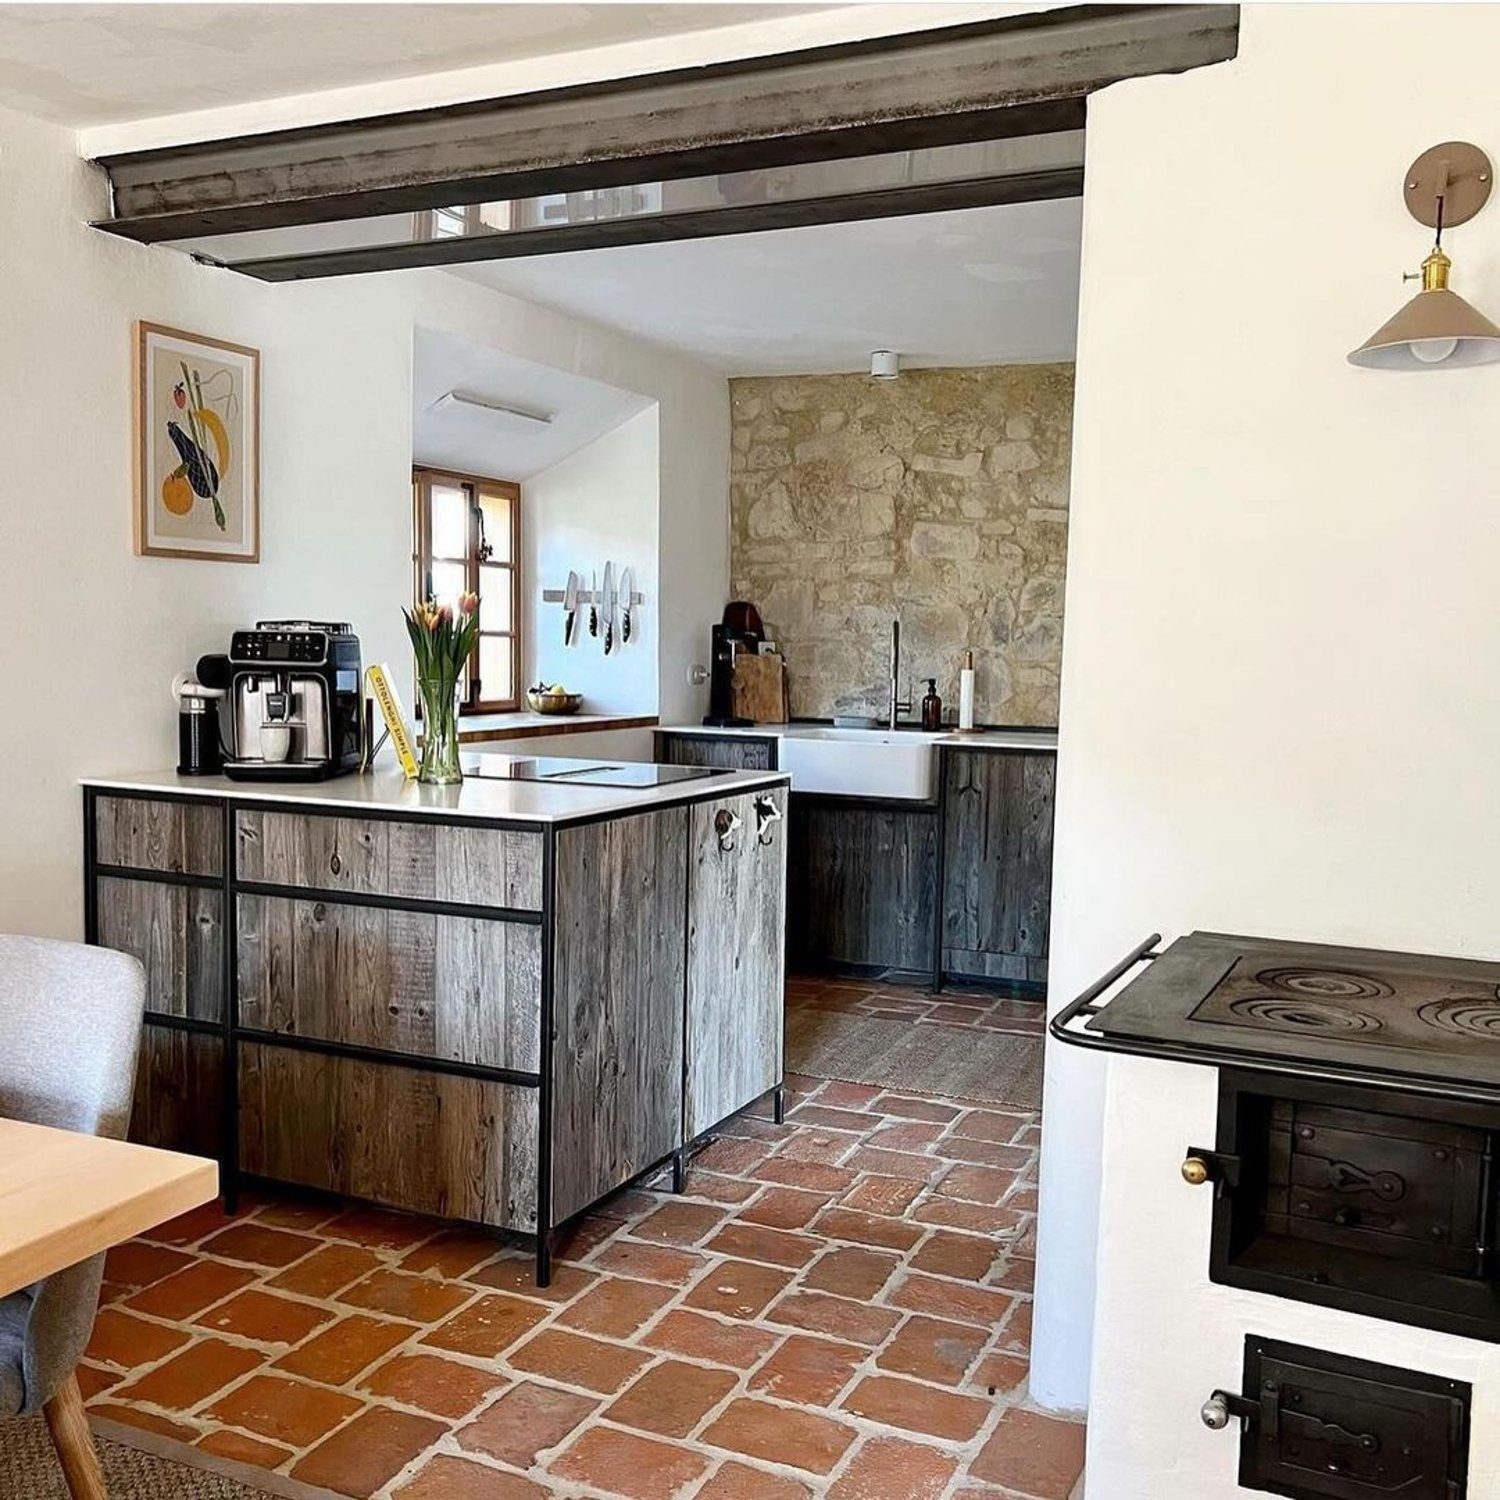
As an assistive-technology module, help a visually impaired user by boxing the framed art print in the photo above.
[135,321,260,562]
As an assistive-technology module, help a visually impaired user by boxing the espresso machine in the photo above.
[703,601,764,728]
[223,620,363,781]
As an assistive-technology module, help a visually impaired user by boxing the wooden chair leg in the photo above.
[42,1371,106,1500]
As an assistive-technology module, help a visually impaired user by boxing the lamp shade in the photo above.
[1349,249,1500,369]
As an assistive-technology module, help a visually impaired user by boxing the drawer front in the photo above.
[237,1043,538,1231]
[237,894,541,1074]
[656,734,775,772]
[236,810,543,912]
[131,1027,225,1159]
[95,795,222,876]
[96,877,224,1022]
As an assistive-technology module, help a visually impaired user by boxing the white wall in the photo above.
[525,408,659,715]
[1032,3,1500,1411]
[0,102,728,939]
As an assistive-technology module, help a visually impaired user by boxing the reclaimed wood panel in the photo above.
[654,734,775,772]
[96,877,223,1021]
[95,796,221,876]
[942,748,1055,983]
[551,807,688,1223]
[789,799,939,972]
[130,1027,224,1160]
[235,810,543,911]
[685,788,787,1138]
[237,895,541,1073]
[237,1044,537,1230]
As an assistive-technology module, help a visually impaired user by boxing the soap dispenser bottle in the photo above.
[920,678,943,731]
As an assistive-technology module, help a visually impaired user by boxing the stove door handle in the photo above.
[1182,1148,1241,1193]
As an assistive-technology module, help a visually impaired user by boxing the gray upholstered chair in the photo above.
[0,934,146,1499]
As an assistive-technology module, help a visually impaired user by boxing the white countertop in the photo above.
[659,723,1059,752]
[82,758,787,826]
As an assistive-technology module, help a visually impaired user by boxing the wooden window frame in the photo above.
[412,466,523,714]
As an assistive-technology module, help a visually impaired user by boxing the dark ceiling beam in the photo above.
[93,5,1237,245]
[222,163,1086,282]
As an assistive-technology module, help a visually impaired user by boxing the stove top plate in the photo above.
[1086,932,1500,1092]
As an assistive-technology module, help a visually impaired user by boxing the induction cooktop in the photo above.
[460,753,730,788]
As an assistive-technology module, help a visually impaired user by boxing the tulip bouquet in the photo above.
[404,592,480,784]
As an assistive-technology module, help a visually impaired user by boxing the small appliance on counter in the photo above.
[222,620,363,781]
[704,601,764,727]
[171,669,226,776]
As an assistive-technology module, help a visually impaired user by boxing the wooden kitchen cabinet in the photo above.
[655,732,778,772]
[941,748,1055,986]
[85,771,790,1283]
[685,786,787,1139]
[788,800,940,974]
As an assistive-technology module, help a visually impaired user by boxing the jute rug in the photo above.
[0,1416,339,1500]
[785,1009,1043,1110]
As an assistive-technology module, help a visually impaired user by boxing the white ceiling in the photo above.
[452,197,1083,375]
[0,3,836,127]
[412,326,651,480]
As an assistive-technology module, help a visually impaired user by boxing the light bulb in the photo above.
[1409,337,1459,364]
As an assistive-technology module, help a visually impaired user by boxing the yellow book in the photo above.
[366,664,418,778]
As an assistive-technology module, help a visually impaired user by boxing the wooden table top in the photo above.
[0,1119,218,1298]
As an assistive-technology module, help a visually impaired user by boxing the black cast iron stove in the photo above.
[1053,931,1498,1498]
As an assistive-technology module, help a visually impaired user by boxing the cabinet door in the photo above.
[551,807,689,1223]
[941,750,1055,985]
[685,787,787,1138]
[655,734,775,772]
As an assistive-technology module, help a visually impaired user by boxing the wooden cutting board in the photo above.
[732,653,788,724]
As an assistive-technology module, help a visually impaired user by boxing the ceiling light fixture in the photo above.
[432,390,554,426]
[1348,141,1500,370]
[870,349,901,381]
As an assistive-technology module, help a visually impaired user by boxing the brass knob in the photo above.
[1181,1156,1210,1187]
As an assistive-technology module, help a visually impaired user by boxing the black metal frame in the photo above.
[84,777,791,1287]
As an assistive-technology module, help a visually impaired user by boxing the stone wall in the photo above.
[729,364,1073,725]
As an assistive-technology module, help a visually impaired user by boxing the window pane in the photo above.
[478,487,512,563]
[430,483,468,559]
[479,564,512,633]
[429,560,466,611]
[479,635,513,704]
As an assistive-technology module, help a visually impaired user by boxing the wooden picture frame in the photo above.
[134,321,260,562]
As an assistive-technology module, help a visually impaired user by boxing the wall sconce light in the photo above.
[1349,141,1500,369]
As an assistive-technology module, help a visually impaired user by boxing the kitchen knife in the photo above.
[589,570,599,638]
[602,561,616,655]
[620,567,635,644]
[563,570,580,646]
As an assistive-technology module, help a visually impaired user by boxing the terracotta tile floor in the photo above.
[83,977,1081,1499]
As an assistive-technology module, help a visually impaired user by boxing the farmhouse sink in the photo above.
[777,727,943,801]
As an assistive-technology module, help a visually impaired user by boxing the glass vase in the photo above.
[417,676,463,785]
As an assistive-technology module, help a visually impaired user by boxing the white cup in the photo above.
[259,723,292,763]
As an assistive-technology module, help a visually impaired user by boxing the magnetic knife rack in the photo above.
[542,586,646,605]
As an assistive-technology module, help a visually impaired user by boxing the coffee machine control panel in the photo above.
[230,630,329,665]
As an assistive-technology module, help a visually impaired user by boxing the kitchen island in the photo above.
[81,757,789,1283]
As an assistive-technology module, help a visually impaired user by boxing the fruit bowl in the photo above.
[526,686,583,715]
